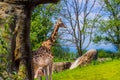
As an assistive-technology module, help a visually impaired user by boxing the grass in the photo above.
[53,59,120,80]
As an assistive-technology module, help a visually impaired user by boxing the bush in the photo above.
[98,49,113,58]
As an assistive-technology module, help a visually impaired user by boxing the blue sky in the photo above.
[87,43,117,52]
[69,43,117,53]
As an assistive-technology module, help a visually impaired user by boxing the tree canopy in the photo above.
[93,0,120,51]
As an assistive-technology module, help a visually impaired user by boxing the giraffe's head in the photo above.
[56,18,67,28]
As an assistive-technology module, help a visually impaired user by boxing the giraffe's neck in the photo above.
[41,24,60,49]
[50,23,60,43]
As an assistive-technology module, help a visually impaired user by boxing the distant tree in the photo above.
[60,0,101,56]
[93,0,120,52]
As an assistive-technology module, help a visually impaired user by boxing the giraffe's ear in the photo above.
[58,18,67,28]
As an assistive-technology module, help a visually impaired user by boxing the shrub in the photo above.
[98,49,113,58]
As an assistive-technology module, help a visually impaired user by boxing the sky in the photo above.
[69,43,117,53]
[87,43,117,52]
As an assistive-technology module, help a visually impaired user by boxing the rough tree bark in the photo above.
[0,0,59,80]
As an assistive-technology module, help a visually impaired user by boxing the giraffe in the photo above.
[32,18,66,80]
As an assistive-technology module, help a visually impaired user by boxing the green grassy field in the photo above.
[53,59,120,80]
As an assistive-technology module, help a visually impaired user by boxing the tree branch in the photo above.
[32,0,60,6]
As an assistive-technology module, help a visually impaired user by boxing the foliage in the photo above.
[91,49,120,60]
[114,52,120,59]
[93,0,120,51]
[31,4,60,50]
[53,59,120,80]
[0,17,14,79]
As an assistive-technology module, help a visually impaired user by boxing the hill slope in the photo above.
[53,59,120,80]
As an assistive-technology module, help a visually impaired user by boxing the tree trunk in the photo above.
[76,45,82,56]
[0,2,34,79]
[14,5,33,80]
